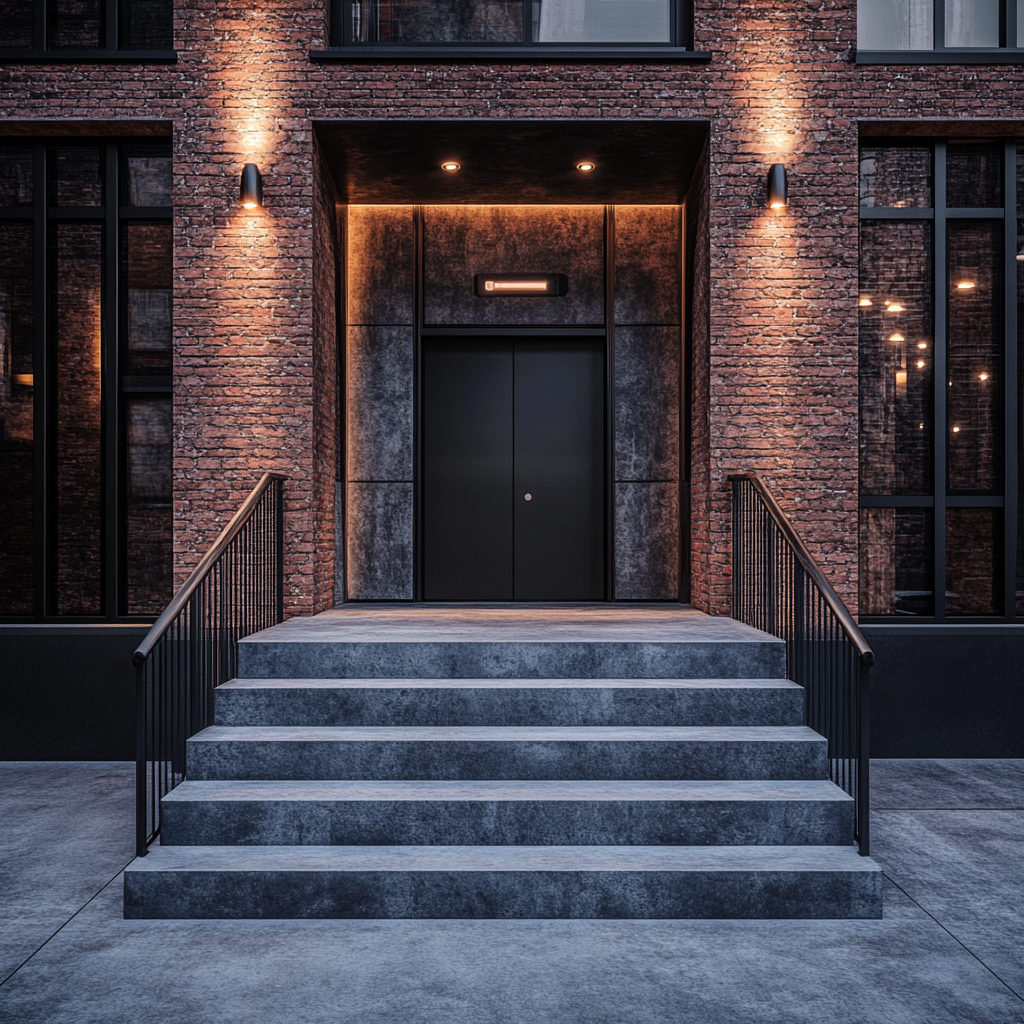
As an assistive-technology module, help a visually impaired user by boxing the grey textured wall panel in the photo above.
[347,326,414,482]
[347,207,415,326]
[614,206,681,326]
[346,483,414,600]
[614,326,680,482]
[423,206,605,325]
[615,482,680,600]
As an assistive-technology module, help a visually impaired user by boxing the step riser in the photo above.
[124,868,881,920]
[187,739,827,782]
[160,799,853,847]
[214,688,804,728]
[236,642,787,681]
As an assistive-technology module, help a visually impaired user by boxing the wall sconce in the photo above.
[767,163,787,210]
[240,163,263,209]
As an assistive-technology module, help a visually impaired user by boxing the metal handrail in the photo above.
[134,473,286,856]
[729,474,873,667]
[729,473,873,855]
[133,473,287,666]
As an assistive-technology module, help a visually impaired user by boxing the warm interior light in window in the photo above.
[956,280,975,290]
[919,423,924,430]
[889,332,905,342]
[979,372,989,381]
[13,373,33,386]
[484,280,550,292]
[576,161,596,172]
[952,426,961,433]
[441,161,460,172]
[916,359,925,368]
[886,302,904,312]
[916,342,928,349]
[858,297,872,307]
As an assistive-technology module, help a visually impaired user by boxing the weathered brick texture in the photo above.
[3,0,1020,615]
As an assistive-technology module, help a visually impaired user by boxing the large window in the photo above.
[315,0,700,56]
[0,0,173,58]
[0,141,173,621]
[858,141,1022,621]
[857,0,1023,59]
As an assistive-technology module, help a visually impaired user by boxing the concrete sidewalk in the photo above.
[1,759,1021,1023]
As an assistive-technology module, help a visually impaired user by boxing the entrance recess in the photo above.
[423,336,605,600]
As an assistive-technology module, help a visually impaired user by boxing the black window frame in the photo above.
[0,138,173,624]
[309,0,710,61]
[858,138,1022,623]
[0,0,176,62]
[857,0,1024,63]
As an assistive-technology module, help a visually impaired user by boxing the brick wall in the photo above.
[3,0,1021,615]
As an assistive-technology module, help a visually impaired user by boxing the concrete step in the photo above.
[235,612,786,680]
[159,779,853,847]
[124,844,883,919]
[186,725,827,782]
[214,678,805,728]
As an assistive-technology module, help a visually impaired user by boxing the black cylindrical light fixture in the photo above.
[240,163,263,209]
[767,163,787,210]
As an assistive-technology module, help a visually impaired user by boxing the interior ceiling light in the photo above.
[916,360,926,368]
[979,372,989,381]
[767,163,787,209]
[239,163,263,210]
[956,280,976,290]
[440,161,460,172]
[859,297,872,307]
[1017,245,1024,262]
[576,161,596,172]
[886,302,904,312]
[952,426,961,433]
[889,332,905,342]
[917,342,928,349]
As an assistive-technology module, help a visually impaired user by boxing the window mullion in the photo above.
[1003,141,1019,619]
[32,143,48,617]
[103,142,120,617]
[934,141,947,618]
[935,0,946,50]
[105,0,119,52]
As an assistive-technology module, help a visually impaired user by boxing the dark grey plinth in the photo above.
[214,677,805,728]
[185,725,827,782]
[159,779,853,847]
[345,484,414,601]
[124,845,882,920]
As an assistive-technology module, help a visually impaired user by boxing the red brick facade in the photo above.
[3,0,1021,616]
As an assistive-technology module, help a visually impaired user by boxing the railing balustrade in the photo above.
[133,473,286,856]
[730,474,874,855]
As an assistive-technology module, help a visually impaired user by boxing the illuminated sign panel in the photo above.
[474,274,568,297]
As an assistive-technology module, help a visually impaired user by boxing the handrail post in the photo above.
[135,660,148,857]
[858,656,871,855]
[276,478,284,622]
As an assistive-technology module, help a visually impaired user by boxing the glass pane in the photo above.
[859,220,934,495]
[0,223,35,616]
[351,0,523,43]
[47,0,102,47]
[859,508,934,615]
[945,0,999,45]
[1019,0,1023,46]
[125,398,172,615]
[123,147,172,206]
[947,143,1003,209]
[50,222,103,616]
[535,0,671,42]
[948,221,1003,493]
[946,508,1002,616]
[857,0,933,49]
[860,145,932,208]
[123,222,172,375]
[0,0,35,46]
[49,146,104,207]
[119,0,172,48]
[0,146,34,206]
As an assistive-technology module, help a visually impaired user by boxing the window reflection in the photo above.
[945,0,999,46]
[947,143,1003,209]
[859,508,934,615]
[534,0,671,42]
[857,0,933,49]
[859,145,932,208]
[352,0,523,43]
[946,508,1002,615]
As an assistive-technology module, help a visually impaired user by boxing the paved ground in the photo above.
[1,759,1020,1024]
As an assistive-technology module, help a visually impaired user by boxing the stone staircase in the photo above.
[124,607,881,919]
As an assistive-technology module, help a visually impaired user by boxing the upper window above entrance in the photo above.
[0,0,175,60]
[315,0,705,59]
[856,0,1024,62]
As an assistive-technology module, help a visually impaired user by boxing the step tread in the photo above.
[219,677,802,690]
[128,843,879,873]
[191,725,824,743]
[163,779,851,802]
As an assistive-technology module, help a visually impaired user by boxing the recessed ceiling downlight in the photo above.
[576,161,596,172]
[441,161,460,172]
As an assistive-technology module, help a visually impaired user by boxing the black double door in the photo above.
[423,336,605,600]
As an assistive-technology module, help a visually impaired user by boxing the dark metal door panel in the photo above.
[513,338,605,600]
[423,338,514,600]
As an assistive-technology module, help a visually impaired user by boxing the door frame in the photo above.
[411,206,617,602]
